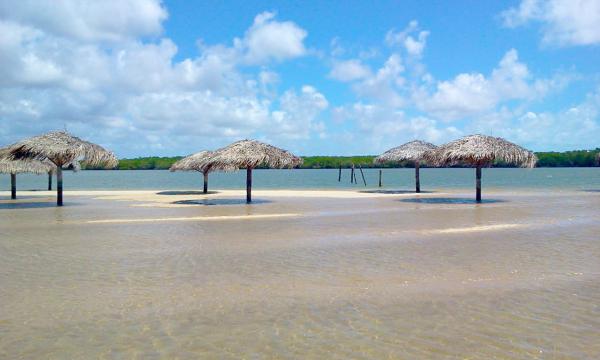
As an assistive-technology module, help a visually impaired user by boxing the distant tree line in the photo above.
[84,149,600,170]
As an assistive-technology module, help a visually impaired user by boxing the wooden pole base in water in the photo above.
[246,167,252,203]
[378,169,382,187]
[338,165,341,182]
[11,173,16,199]
[57,167,63,206]
[203,172,208,194]
[476,165,482,203]
[48,172,52,191]
[359,165,367,186]
[415,162,420,193]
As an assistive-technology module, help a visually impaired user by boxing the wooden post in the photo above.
[350,165,355,184]
[246,167,252,203]
[378,169,382,187]
[415,162,421,193]
[338,165,342,182]
[11,173,16,199]
[203,172,208,194]
[475,165,482,203]
[48,172,52,191]
[359,165,367,186]
[57,167,63,206]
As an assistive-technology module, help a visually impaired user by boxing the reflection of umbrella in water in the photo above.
[374,140,437,193]
[197,140,303,203]
[6,131,118,206]
[425,134,537,202]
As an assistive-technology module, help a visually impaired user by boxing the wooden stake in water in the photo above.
[476,165,482,202]
[338,165,341,182]
[359,165,367,186]
[350,165,355,184]
[11,173,16,199]
[379,169,382,187]
[246,167,253,203]
[57,167,63,206]
[48,172,52,191]
[415,162,421,193]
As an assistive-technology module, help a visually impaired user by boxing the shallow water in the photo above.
[1,190,599,358]
[2,167,600,191]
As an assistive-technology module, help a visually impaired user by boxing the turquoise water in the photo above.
[2,168,600,191]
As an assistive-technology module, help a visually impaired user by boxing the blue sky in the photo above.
[0,0,599,157]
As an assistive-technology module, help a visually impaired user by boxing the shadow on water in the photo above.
[172,199,272,206]
[0,201,77,209]
[157,190,219,196]
[399,198,505,204]
[360,189,435,194]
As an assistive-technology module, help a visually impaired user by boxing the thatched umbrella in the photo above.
[169,150,236,194]
[374,140,437,193]
[425,134,537,202]
[0,148,55,199]
[198,140,303,202]
[6,131,118,206]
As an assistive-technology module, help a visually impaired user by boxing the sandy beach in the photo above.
[1,188,599,358]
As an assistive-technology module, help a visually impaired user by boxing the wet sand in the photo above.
[1,189,599,358]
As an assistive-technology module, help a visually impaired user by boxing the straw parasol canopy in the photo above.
[425,134,537,202]
[375,140,437,164]
[374,140,437,192]
[170,150,237,193]
[198,139,303,202]
[6,131,118,206]
[1,147,56,199]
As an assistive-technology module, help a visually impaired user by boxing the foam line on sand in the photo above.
[85,213,301,224]
[422,223,525,234]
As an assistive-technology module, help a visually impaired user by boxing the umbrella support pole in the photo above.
[48,172,52,191]
[203,172,208,194]
[415,163,420,193]
[476,166,482,203]
[57,167,63,206]
[246,167,252,203]
[11,173,16,199]
[378,169,382,187]
[359,165,367,186]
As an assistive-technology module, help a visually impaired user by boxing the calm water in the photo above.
[2,167,600,191]
[1,190,599,358]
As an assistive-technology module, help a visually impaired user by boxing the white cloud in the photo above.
[0,7,324,156]
[329,59,371,82]
[271,86,329,139]
[502,0,600,46]
[0,0,167,43]
[333,102,461,150]
[385,20,429,57]
[470,87,600,149]
[236,11,307,64]
[416,49,563,120]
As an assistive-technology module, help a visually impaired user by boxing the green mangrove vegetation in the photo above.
[85,149,599,170]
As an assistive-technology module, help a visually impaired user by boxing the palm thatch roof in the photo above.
[374,140,437,164]
[6,131,118,168]
[0,147,54,175]
[170,151,213,172]
[425,134,537,168]
[198,139,303,171]
[169,150,238,173]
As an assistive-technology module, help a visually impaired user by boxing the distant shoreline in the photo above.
[86,150,600,170]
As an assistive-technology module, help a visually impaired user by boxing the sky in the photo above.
[0,0,599,157]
